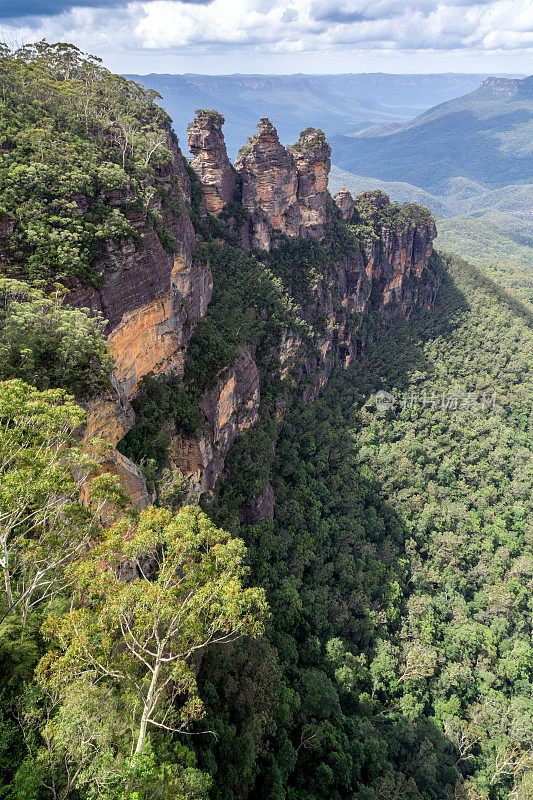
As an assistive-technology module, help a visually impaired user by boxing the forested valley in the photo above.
[195,255,532,800]
[0,41,531,800]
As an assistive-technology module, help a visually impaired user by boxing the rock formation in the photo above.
[82,383,152,512]
[235,118,300,250]
[107,254,212,397]
[289,127,331,237]
[187,110,236,216]
[334,188,438,314]
[68,126,211,504]
[234,119,331,250]
[333,188,355,220]
[68,113,440,514]
[69,124,198,333]
[170,349,260,501]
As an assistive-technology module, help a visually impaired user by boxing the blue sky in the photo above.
[1,0,532,74]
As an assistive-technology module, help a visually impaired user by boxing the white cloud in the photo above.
[1,0,532,69]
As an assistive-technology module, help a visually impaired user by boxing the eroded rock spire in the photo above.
[187,109,236,216]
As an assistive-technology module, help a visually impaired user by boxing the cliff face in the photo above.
[70,124,198,332]
[288,127,331,237]
[170,349,260,501]
[334,189,438,315]
[83,384,152,511]
[187,110,236,216]
[333,187,355,220]
[70,112,440,513]
[107,255,212,397]
[235,118,300,250]
[68,127,212,504]
[234,119,331,251]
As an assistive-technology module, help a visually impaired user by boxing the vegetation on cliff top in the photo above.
[290,127,332,158]
[188,109,225,130]
[0,278,112,397]
[348,190,434,243]
[0,41,177,288]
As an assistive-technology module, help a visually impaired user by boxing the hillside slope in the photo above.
[123,73,504,159]
[331,75,533,192]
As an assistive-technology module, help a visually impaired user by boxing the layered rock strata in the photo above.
[170,349,260,501]
[235,119,331,250]
[69,128,211,504]
[107,255,212,397]
[69,112,439,515]
[334,189,438,315]
[187,110,236,216]
[288,127,331,237]
[70,124,197,332]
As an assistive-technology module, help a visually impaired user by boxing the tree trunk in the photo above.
[134,657,161,755]
[0,541,13,611]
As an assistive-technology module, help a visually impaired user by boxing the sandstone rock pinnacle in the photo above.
[333,188,355,220]
[187,109,236,216]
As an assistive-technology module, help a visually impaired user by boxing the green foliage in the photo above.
[0,41,175,286]
[290,128,331,158]
[192,253,532,800]
[34,504,267,789]
[348,190,434,244]
[0,379,130,798]
[436,214,533,311]
[0,379,265,800]
[187,109,225,131]
[184,242,311,394]
[118,373,204,489]
[0,379,127,628]
[350,254,533,797]
[0,278,112,396]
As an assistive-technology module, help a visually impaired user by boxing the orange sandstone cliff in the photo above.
[233,119,331,251]
[187,110,236,217]
[71,113,439,513]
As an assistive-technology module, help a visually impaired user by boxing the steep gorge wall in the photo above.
[72,112,439,511]
[334,189,439,316]
[70,125,212,503]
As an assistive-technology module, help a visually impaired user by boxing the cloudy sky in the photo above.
[1,0,532,74]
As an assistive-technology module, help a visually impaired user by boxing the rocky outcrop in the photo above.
[188,110,236,216]
[333,188,355,220]
[82,385,152,511]
[334,189,438,314]
[289,128,331,237]
[170,349,260,500]
[69,126,197,333]
[279,250,371,402]
[479,76,522,97]
[236,118,300,250]
[68,129,213,509]
[235,120,330,250]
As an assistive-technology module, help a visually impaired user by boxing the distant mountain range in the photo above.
[123,72,514,159]
[327,75,533,309]
[331,75,533,194]
[128,70,532,306]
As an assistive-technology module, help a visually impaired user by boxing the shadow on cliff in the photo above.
[190,261,481,800]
